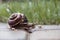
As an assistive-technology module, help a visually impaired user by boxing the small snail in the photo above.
[8,13,34,33]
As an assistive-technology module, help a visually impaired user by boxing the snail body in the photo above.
[8,13,34,33]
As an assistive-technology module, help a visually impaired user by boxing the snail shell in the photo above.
[8,13,35,33]
[8,13,28,28]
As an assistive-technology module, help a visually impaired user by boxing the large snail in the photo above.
[8,13,35,33]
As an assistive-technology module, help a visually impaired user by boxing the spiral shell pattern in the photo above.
[8,13,24,27]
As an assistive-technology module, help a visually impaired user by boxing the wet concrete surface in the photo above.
[30,25,60,40]
[0,23,60,40]
[30,30,60,40]
[0,23,27,40]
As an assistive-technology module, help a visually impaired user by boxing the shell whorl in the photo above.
[8,13,23,26]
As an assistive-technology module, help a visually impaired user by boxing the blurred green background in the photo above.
[0,0,60,25]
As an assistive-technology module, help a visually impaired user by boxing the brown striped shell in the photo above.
[8,13,28,28]
[8,13,34,33]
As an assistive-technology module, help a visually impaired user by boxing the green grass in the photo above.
[0,0,60,24]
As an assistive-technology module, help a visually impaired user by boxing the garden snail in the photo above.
[8,13,35,33]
